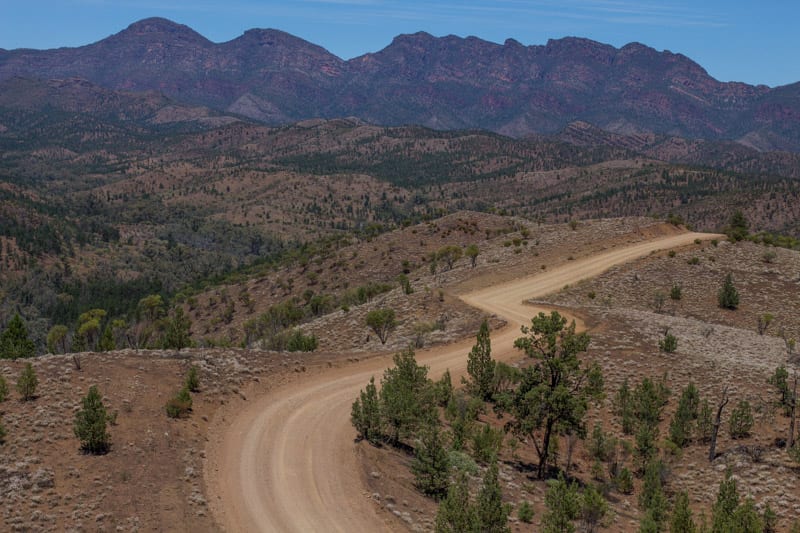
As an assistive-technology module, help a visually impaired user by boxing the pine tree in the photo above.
[639,459,668,528]
[163,307,192,350]
[185,365,200,392]
[412,423,450,499]
[581,484,608,533]
[711,471,739,533]
[717,273,740,310]
[670,383,699,448]
[542,473,581,533]
[475,459,510,532]
[466,320,495,400]
[16,362,38,401]
[380,347,432,444]
[670,491,697,533]
[73,385,111,454]
[0,314,36,359]
[351,376,382,444]
[435,472,476,533]
[511,311,603,479]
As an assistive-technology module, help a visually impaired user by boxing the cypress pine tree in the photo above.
[717,273,740,310]
[412,422,450,499]
[435,472,476,533]
[466,320,495,400]
[0,314,35,359]
[670,491,697,533]
[475,458,510,532]
[73,385,111,454]
[542,473,581,533]
[351,376,382,444]
[16,362,38,401]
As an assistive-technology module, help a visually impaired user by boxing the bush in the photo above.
[718,273,740,310]
[471,424,503,464]
[729,400,754,439]
[670,283,682,300]
[165,386,193,418]
[659,330,678,353]
[518,500,534,523]
[614,467,634,494]
[185,366,200,392]
[16,363,37,401]
[73,385,111,454]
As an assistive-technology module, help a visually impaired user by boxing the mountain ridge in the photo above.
[0,17,798,151]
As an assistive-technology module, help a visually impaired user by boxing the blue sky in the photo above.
[1,0,797,87]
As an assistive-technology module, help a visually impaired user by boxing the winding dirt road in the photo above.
[205,231,717,532]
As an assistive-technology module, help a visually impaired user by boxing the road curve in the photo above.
[205,231,718,532]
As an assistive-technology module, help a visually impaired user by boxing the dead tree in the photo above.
[790,373,798,449]
[709,386,730,462]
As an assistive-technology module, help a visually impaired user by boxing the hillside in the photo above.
[1,18,799,149]
[3,217,800,531]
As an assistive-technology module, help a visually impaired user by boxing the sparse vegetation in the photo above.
[16,363,38,401]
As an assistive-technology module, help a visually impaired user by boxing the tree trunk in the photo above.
[538,421,555,479]
[789,374,798,449]
[709,386,730,462]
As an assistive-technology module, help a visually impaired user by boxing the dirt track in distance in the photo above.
[204,231,719,532]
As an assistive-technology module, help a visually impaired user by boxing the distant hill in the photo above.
[1,17,799,151]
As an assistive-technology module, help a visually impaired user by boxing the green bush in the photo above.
[659,331,678,353]
[729,400,754,439]
[17,363,37,401]
[185,365,200,392]
[615,467,634,494]
[166,386,193,418]
[670,283,682,300]
[718,273,740,310]
[518,500,534,523]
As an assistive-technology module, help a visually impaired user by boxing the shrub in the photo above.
[73,385,111,454]
[729,400,754,439]
[185,365,200,392]
[614,467,634,494]
[0,418,5,443]
[472,424,503,464]
[518,500,534,523]
[165,386,193,418]
[17,363,37,401]
[670,283,682,300]
[687,257,700,265]
[659,330,678,353]
[718,273,740,310]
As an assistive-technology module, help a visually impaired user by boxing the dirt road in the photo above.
[205,232,717,532]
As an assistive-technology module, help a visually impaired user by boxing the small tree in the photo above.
[46,325,69,354]
[1,314,36,359]
[728,400,754,439]
[768,365,792,416]
[582,484,608,533]
[412,423,450,499]
[165,386,192,418]
[73,385,111,454]
[435,472,476,532]
[17,362,37,401]
[669,383,699,448]
[659,329,678,353]
[466,320,495,401]
[380,347,432,444]
[670,283,683,301]
[717,273,739,310]
[639,459,668,529]
[511,311,603,479]
[163,307,192,350]
[185,365,200,392]
[670,491,697,533]
[436,245,463,271]
[757,313,774,335]
[0,416,6,444]
[366,308,397,345]
[475,459,510,532]
[725,210,749,242]
[465,244,480,268]
[542,473,581,533]
[351,376,382,444]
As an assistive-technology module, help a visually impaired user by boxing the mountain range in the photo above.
[1,17,799,152]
